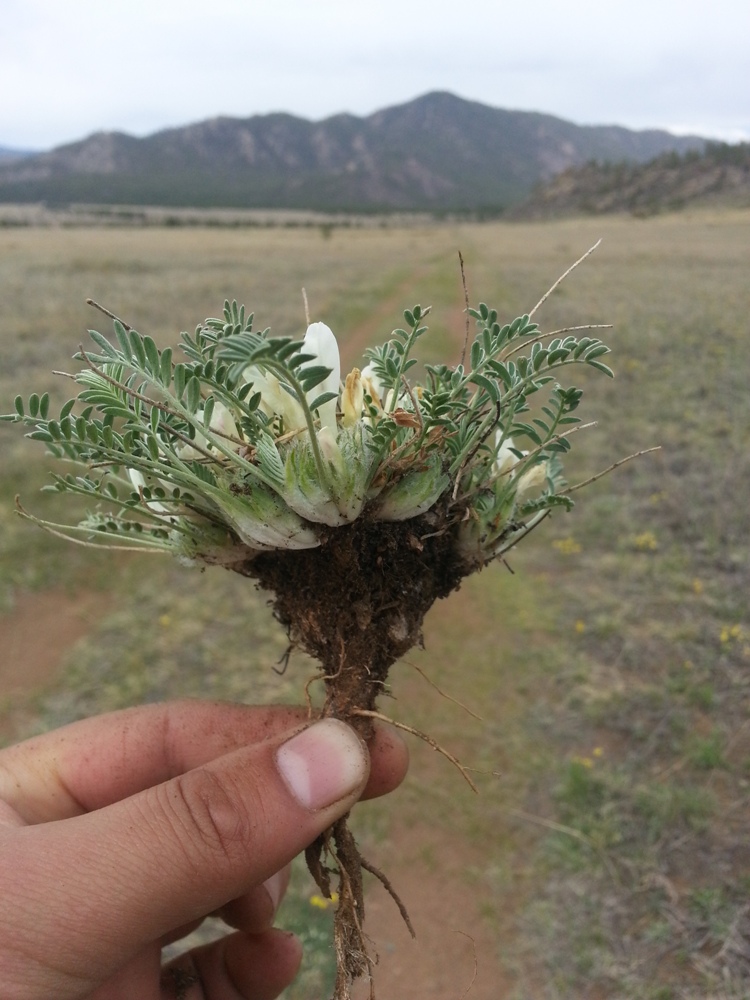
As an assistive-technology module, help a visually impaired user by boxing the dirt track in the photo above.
[0,585,515,998]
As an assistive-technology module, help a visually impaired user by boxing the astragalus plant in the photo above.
[3,251,619,999]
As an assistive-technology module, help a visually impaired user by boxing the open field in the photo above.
[1,210,749,998]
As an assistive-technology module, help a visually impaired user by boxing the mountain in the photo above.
[513,141,750,218]
[0,146,37,162]
[0,92,706,212]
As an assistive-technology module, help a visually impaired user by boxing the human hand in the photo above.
[0,700,409,999]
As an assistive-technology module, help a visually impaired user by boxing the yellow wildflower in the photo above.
[552,536,582,555]
[310,892,339,909]
[633,531,658,552]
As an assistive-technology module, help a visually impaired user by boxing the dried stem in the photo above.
[563,446,661,495]
[510,807,621,886]
[503,323,613,361]
[529,240,602,318]
[302,287,311,326]
[86,297,132,331]
[458,249,471,367]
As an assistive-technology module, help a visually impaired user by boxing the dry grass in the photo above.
[1,209,749,998]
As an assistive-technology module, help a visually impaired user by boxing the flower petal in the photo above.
[302,322,340,429]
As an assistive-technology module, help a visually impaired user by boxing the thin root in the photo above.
[455,931,479,998]
[405,659,483,721]
[361,858,416,938]
[352,709,478,793]
[304,659,344,716]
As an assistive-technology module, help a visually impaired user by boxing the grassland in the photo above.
[1,210,749,998]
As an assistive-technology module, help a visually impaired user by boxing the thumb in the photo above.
[3,718,368,992]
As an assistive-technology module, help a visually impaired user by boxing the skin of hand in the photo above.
[0,700,409,1000]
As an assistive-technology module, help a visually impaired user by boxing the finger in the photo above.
[0,702,306,823]
[164,865,291,948]
[217,866,291,935]
[162,929,302,1000]
[0,799,26,828]
[0,701,408,824]
[1,719,368,993]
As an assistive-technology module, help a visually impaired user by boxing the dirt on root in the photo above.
[246,504,469,729]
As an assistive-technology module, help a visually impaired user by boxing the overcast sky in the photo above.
[2,0,748,150]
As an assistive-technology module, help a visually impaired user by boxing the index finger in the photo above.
[0,700,408,823]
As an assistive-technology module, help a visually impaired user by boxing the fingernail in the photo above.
[276,719,368,811]
[262,871,285,914]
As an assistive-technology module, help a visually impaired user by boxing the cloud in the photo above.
[1,0,748,148]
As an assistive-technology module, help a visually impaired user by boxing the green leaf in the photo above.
[308,391,339,413]
[185,376,202,413]
[547,348,571,365]
[88,330,119,359]
[28,393,40,418]
[469,373,500,402]
[532,348,550,372]
[255,434,286,487]
[159,348,173,387]
[114,321,131,358]
[298,365,333,392]
[173,363,186,400]
[202,396,215,430]
[129,330,147,368]
[471,341,484,369]
[584,344,611,361]
[143,336,160,375]
[586,360,614,377]
[13,395,23,417]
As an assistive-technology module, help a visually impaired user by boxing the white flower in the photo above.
[341,368,365,428]
[241,367,308,433]
[360,363,385,409]
[317,424,345,472]
[302,322,340,430]
[516,462,549,498]
[492,434,547,499]
[127,468,172,515]
[178,400,239,459]
[494,435,519,479]
[240,322,341,436]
